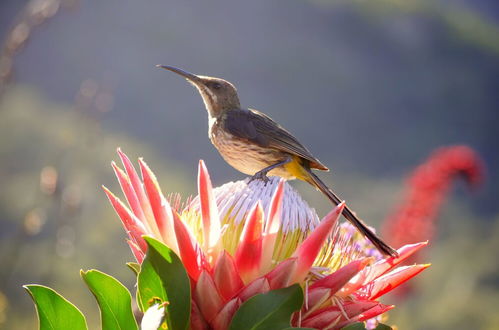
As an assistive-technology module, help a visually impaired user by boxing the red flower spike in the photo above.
[260,180,285,274]
[172,210,210,281]
[195,271,224,322]
[213,251,244,301]
[211,298,241,330]
[235,202,264,284]
[382,145,483,265]
[356,264,430,300]
[198,160,222,260]
[139,158,178,254]
[103,186,147,252]
[265,258,298,290]
[111,162,149,228]
[291,202,345,283]
[117,148,156,226]
[237,277,270,302]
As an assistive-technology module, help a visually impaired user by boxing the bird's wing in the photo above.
[223,108,329,171]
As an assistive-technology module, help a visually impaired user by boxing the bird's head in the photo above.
[158,65,240,118]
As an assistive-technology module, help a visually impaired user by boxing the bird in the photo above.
[157,65,398,257]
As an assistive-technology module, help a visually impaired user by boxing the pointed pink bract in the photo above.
[356,264,430,300]
[260,180,285,274]
[112,162,148,226]
[103,186,147,252]
[362,241,428,284]
[194,271,224,322]
[265,258,297,290]
[234,202,264,283]
[139,158,178,254]
[117,148,156,228]
[172,210,209,281]
[198,160,221,258]
[310,258,373,293]
[126,239,145,264]
[213,251,244,301]
[237,277,270,302]
[291,202,345,283]
[210,298,240,330]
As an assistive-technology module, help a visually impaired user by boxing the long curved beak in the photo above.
[156,65,203,84]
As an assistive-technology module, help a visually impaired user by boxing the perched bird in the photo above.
[158,65,398,257]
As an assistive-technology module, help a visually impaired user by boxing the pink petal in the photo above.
[103,186,147,252]
[213,251,244,301]
[139,158,178,254]
[194,271,224,323]
[310,258,373,293]
[301,310,341,329]
[117,149,156,228]
[355,264,430,300]
[333,303,394,329]
[291,202,345,283]
[260,180,285,274]
[302,287,330,318]
[362,241,428,283]
[198,160,222,258]
[234,202,264,284]
[302,300,378,329]
[111,161,148,228]
[304,258,372,316]
[341,241,428,296]
[126,239,145,263]
[191,301,210,330]
[210,298,241,330]
[172,210,209,281]
[237,277,270,302]
[357,303,394,322]
[265,258,297,290]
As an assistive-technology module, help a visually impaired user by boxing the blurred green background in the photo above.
[0,0,498,329]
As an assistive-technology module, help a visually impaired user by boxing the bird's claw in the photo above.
[249,171,270,184]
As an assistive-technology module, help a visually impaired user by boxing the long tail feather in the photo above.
[304,169,398,257]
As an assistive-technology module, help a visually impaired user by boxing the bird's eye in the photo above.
[213,82,222,90]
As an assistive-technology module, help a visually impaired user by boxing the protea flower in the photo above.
[104,149,428,329]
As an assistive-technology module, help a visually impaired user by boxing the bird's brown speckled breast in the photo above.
[209,119,292,178]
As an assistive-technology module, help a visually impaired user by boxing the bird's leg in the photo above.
[249,157,292,184]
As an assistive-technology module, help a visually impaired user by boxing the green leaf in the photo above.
[81,269,138,330]
[374,324,393,330]
[127,262,141,276]
[342,323,367,330]
[126,262,143,310]
[138,236,191,330]
[229,284,304,330]
[24,285,88,330]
